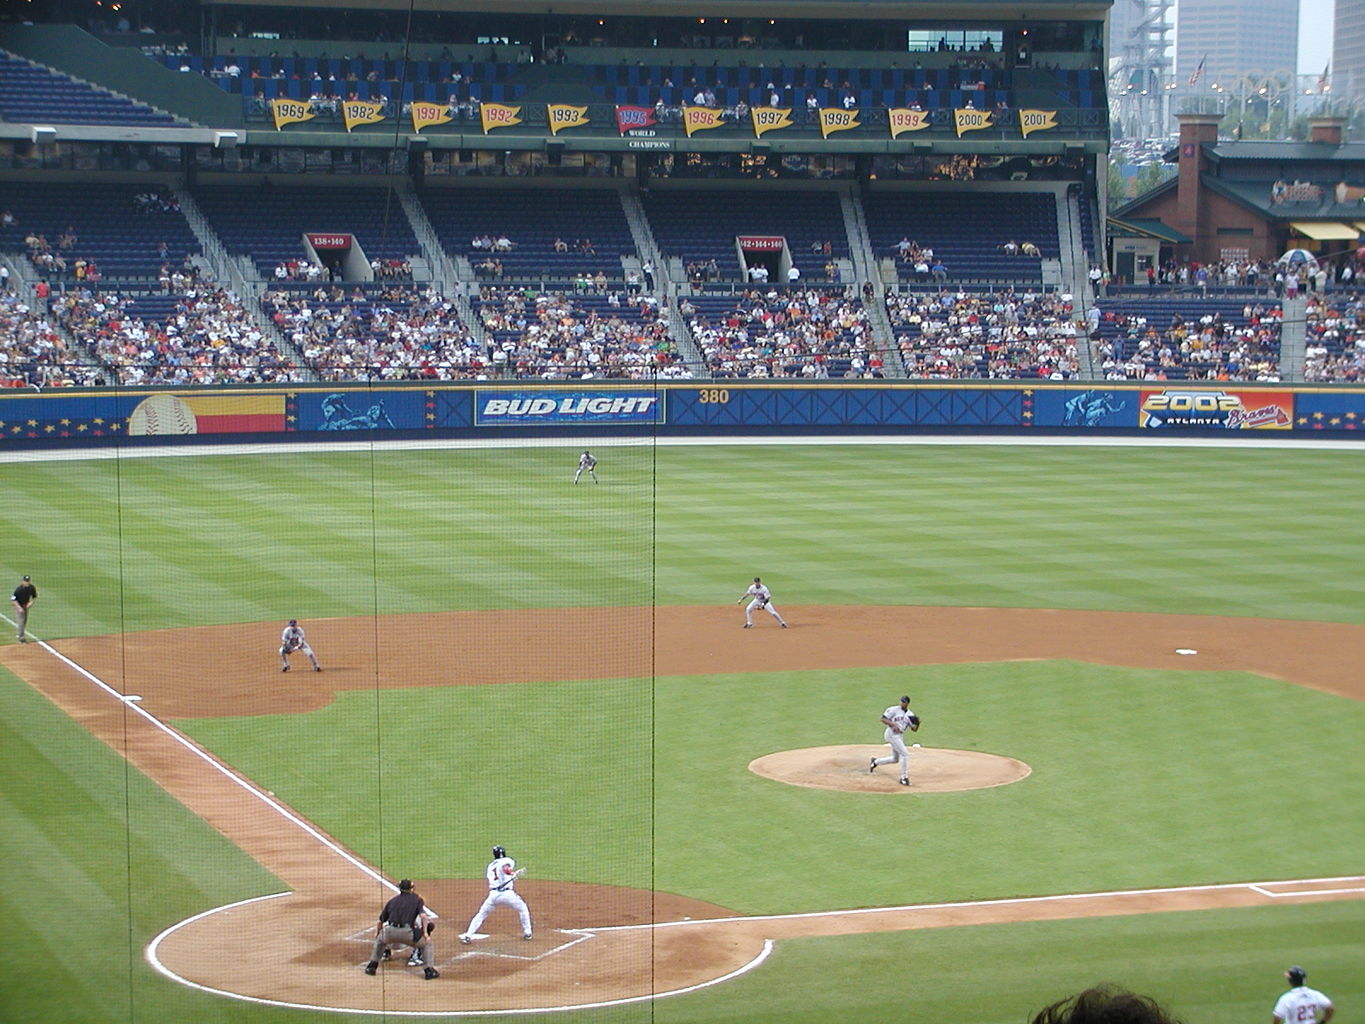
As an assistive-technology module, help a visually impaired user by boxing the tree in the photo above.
[1135,162,1174,196]
[1107,158,1130,212]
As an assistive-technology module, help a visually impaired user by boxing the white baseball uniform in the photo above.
[871,703,918,782]
[462,856,532,940]
[278,623,321,671]
[741,582,787,627]
[1274,986,1333,1024]
[573,451,598,484]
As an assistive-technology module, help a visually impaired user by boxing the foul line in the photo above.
[3,617,420,910]
[582,874,1365,934]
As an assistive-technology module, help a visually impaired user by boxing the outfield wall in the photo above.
[2,381,1362,445]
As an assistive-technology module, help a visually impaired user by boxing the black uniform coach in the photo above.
[11,574,36,643]
[365,879,438,980]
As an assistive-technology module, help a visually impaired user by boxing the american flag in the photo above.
[1188,56,1206,87]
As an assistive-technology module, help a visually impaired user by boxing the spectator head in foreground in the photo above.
[1030,986,1185,1024]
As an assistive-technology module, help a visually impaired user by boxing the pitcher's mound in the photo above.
[749,745,1031,793]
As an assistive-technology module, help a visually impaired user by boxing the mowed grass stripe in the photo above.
[5,443,1365,634]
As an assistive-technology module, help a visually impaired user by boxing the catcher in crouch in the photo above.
[278,618,322,672]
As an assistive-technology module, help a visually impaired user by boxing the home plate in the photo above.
[460,932,489,943]
[1175,649,1198,655]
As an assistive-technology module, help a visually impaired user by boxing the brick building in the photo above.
[1111,114,1365,278]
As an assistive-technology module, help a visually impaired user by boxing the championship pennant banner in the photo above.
[547,103,590,135]
[818,108,860,138]
[888,108,931,137]
[682,105,725,136]
[480,102,522,133]
[274,100,1072,142]
[953,107,991,136]
[270,98,315,130]
[750,106,793,137]
[1018,109,1059,138]
[615,105,656,134]
[410,101,452,133]
[342,99,385,132]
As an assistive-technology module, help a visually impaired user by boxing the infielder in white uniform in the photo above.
[737,576,788,628]
[460,845,533,942]
[1273,967,1334,1024]
[870,695,919,785]
[573,450,598,484]
[279,619,321,672]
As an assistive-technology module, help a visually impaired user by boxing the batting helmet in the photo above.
[492,845,506,860]
[1287,967,1306,986]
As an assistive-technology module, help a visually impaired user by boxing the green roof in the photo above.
[1206,141,1365,163]
[1107,216,1190,244]
[1200,177,1365,221]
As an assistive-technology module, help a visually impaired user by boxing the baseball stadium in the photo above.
[0,0,1362,1023]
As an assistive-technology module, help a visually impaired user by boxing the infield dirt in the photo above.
[3,605,1362,1013]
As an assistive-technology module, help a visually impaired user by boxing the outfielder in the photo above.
[737,576,788,628]
[870,695,919,786]
[574,450,598,484]
[279,619,321,672]
[1272,966,1334,1024]
[460,845,532,942]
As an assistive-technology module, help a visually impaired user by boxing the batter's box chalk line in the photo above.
[454,930,591,962]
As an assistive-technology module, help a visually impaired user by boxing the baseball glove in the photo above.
[283,642,300,653]
[908,714,921,730]
[426,922,436,936]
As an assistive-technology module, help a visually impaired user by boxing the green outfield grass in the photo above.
[2,441,1364,1023]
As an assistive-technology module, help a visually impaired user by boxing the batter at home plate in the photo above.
[460,845,533,942]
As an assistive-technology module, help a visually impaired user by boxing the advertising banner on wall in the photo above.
[474,391,664,426]
[1138,388,1294,429]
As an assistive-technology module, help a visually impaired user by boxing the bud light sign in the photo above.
[475,390,664,426]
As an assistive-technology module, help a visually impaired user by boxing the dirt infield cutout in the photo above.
[750,745,1031,792]
[3,604,1364,1015]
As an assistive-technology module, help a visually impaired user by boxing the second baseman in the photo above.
[870,695,919,786]
[737,576,788,629]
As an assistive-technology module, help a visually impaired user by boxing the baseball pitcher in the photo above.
[870,695,920,786]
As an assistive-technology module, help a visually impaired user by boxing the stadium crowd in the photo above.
[1303,293,1365,383]
[262,284,488,380]
[682,287,879,378]
[0,293,104,387]
[886,289,1081,378]
[52,287,305,385]
[476,286,688,378]
[1093,303,1282,381]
